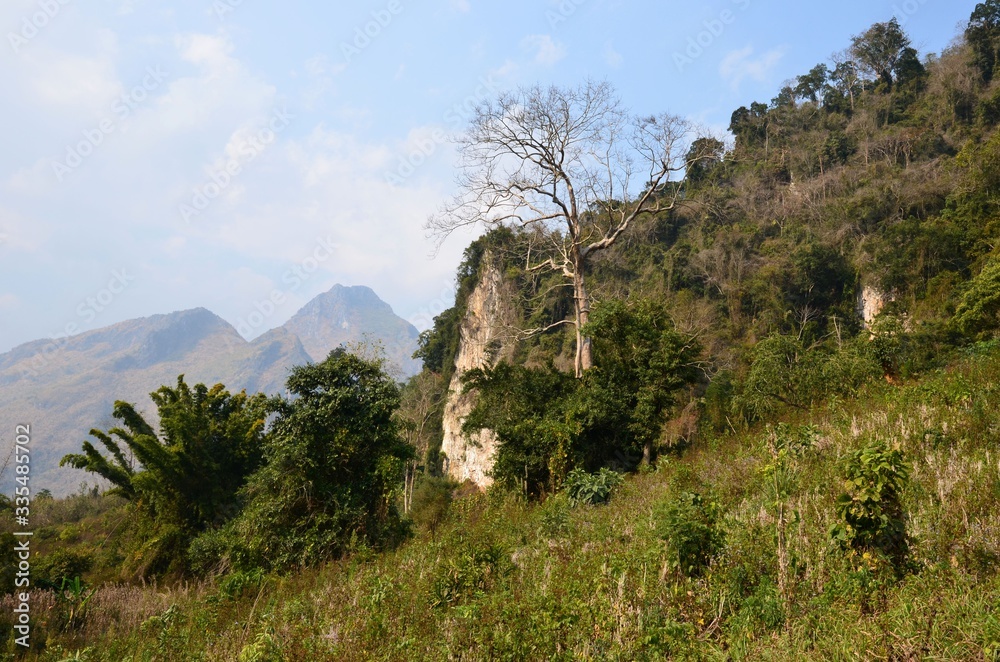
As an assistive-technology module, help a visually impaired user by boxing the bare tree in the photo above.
[428,81,707,376]
[396,371,445,513]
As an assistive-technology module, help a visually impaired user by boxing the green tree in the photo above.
[221,349,412,570]
[729,101,770,151]
[850,18,912,88]
[967,0,1000,83]
[828,54,865,112]
[953,256,1000,338]
[795,64,829,104]
[580,298,702,466]
[462,362,578,494]
[686,137,726,183]
[60,378,269,574]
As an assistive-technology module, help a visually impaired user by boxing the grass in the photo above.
[5,345,1000,659]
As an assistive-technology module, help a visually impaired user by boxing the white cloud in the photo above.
[719,46,785,91]
[177,32,238,72]
[13,32,123,117]
[520,34,566,67]
[603,41,623,68]
[450,0,471,12]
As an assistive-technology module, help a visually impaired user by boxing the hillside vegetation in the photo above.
[6,4,1000,660]
[6,343,1000,659]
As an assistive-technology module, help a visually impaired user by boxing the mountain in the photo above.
[282,284,422,377]
[0,286,420,496]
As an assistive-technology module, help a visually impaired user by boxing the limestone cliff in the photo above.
[439,252,515,488]
[857,284,891,328]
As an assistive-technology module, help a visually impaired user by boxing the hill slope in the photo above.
[15,341,1000,659]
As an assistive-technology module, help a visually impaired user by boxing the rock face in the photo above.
[440,253,515,488]
[857,284,891,328]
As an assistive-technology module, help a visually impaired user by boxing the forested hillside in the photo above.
[7,5,1000,660]
[409,7,1000,491]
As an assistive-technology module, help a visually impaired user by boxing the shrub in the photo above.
[563,468,624,507]
[538,493,571,538]
[831,439,912,572]
[430,543,512,608]
[222,349,413,571]
[655,492,724,577]
[738,333,883,421]
[217,569,268,601]
[35,549,94,589]
[461,362,579,494]
[187,528,229,576]
[410,476,454,538]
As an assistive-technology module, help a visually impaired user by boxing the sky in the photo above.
[0,0,977,354]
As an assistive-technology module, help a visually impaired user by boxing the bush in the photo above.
[217,568,268,601]
[35,549,93,589]
[738,333,881,420]
[563,468,624,507]
[538,493,572,538]
[831,439,912,572]
[655,492,724,577]
[187,528,229,576]
[221,349,413,571]
[410,476,454,537]
[430,543,512,609]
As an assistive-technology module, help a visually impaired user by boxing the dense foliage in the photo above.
[208,349,413,572]
[59,378,269,576]
[59,351,411,577]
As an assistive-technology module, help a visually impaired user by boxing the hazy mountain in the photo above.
[282,285,422,377]
[0,286,420,496]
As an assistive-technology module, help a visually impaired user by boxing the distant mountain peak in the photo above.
[0,284,420,496]
[296,284,393,316]
[281,285,420,374]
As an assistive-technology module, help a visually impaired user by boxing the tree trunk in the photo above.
[573,268,593,377]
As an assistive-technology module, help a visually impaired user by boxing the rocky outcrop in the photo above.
[857,284,891,329]
[440,252,516,488]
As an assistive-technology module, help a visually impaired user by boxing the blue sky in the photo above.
[0,0,976,353]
